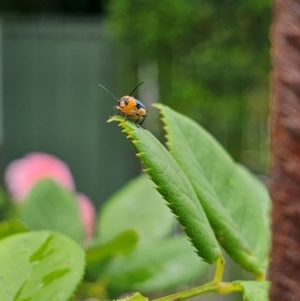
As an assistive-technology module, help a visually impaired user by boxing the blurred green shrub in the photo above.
[0,174,208,300]
[107,0,270,170]
[0,103,271,300]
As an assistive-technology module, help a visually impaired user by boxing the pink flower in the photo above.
[77,193,96,243]
[4,152,97,243]
[4,152,75,202]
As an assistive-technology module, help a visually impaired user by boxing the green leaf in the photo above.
[102,235,209,295]
[155,103,269,276]
[86,230,139,266]
[234,281,270,301]
[0,219,28,240]
[117,292,148,301]
[98,175,175,245]
[0,230,85,301]
[86,230,139,281]
[109,116,220,264]
[236,164,271,238]
[20,179,84,244]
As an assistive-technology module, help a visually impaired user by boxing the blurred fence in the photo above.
[0,16,141,206]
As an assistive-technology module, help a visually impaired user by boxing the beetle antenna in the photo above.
[129,82,144,96]
[98,84,120,102]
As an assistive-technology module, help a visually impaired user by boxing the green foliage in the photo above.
[109,116,220,264]
[92,175,209,296]
[107,0,270,166]
[234,281,270,301]
[86,230,139,266]
[109,102,270,289]
[98,175,175,245]
[1,173,209,300]
[0,219,28,240]
[85,230,139,281]
[0,231,85,301]
[117,292,148,301]
[236,164,271,235]
[156,104,270,273]
[0,187,15,221]
[101,236,209,295]
[0,102,271,300]
[20,179,84,244]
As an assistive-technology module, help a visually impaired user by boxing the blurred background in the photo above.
[0,2,271,301]
[0,0,270,207]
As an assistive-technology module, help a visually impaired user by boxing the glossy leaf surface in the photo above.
[86,230,139,266]
[109,116,220,263]
[20,179,84,244]
[234,281,270,301]
[102,235,209,294]
[0,231,85,301]
[156,104,270,275]
[98,175,176,245]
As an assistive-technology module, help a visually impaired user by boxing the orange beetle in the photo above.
[99,82,147,128]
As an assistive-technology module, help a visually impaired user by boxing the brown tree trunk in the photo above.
[269,1,300,300]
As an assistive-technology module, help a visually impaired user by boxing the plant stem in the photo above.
[256,271,266,281]
[152,282,242,301]
[152,256,244,301]
[152,282,217,301]
[213,253,225,283]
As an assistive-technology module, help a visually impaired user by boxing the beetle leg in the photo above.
[122,113,135,123]
[113,106,119,115]
[135,116,141,128]
[139,115,146,128]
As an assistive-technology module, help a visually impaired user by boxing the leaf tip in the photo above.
[151,102,160,109]
[108,115,123,123]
